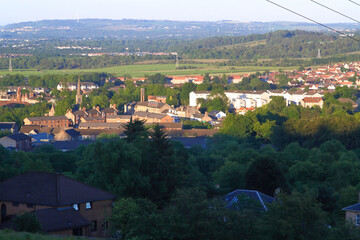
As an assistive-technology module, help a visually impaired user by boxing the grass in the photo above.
[0,63,300,78]
[0,230,97,240]
[215,40,267,50]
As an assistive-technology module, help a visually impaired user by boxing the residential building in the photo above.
[24,116,71,128]
[0,172,115,238]
[0,133,32,151]
[299,97,324,108]
[224,189,274,212]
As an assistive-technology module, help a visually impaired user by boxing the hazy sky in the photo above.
[1,0,360,26]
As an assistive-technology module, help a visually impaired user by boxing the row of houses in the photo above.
[189,90,325,111]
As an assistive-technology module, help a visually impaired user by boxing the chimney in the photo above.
[140,88,145,103]
[112,104,117,111]
[83,107,86,111]
[96,106,100,111]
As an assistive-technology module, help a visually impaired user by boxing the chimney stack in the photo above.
[140,88,145,103]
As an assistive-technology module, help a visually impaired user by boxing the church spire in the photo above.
[76,76,82,105]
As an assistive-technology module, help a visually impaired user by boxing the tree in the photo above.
[123,118,148,143]
[261,191,327,240]
[245,156,287,196]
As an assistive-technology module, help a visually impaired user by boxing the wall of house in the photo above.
[346,211,358,225]
[0,137,15,148]
[77,199,113,238]
[50,227,87,237]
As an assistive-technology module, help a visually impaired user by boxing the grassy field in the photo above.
[0,63,299,78]
[0,230,98,240]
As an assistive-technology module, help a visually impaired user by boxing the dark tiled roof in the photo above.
[0,172,115,206]
[7,133,31,141]
[73,110,88,117]
[83,116,104,121]
[87,109,100,115]
[101,108,118,114]
[35,208,90,232]
[170,137,207,148]
[343,203,360,212]
[78,122,125,129]
[133,111,168,119]
[136,101,167,109]
[53,140,95,151]
[224,189,274,212]
[0,122,17,130]
[107,115,131,120]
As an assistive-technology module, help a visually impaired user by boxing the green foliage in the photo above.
[13,212,42,233]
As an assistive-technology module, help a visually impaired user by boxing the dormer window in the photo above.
[86,202,92,209]
[73,204,79,211]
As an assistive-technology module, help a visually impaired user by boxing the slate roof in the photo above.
[35,208,90,232]
[101,108,118,114]
[0,122,17,130]
[133,111,168,119]
[342,203,360,212]
[0,172,115,206]
[6,133,31,141]
[87,109,100,115]
[136,101,167,109]
[224,189,274,212]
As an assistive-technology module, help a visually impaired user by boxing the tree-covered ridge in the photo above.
[1,30,360,70]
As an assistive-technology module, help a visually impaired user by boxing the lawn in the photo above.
[0,63,299,78]
[0,230,99,240]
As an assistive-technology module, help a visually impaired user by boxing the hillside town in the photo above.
[0,62,359,152]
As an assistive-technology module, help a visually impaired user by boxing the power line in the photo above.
[310,0,360,24]
[266,0,360,44]
[349,0,360,7]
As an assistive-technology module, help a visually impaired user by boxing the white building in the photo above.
[189,90,324,110]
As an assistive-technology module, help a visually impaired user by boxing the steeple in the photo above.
[76,77,82,105]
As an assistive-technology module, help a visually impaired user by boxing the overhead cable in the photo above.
[265,0,360,44]
[310,0,360,24]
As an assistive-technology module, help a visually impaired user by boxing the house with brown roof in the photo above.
[0,172,115,238]
[300,97,324,108]
[134,101,171,114]
[133,111,174,123]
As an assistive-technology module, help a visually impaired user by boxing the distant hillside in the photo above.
[1,18,360,40]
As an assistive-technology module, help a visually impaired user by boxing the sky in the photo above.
[1,0,360,26]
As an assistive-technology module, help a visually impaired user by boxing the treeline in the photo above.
[2,30,360,70]
[0,72,109,88]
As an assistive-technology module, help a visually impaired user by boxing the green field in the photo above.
[0,63,299,78]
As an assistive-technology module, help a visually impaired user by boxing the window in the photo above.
[12,202,19,207]
[101,220,108,231]
[27,203,34,208]
[86,202,92,210]
[73,204,79,211]
[91,220,97,232]
[356,215,360,225]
